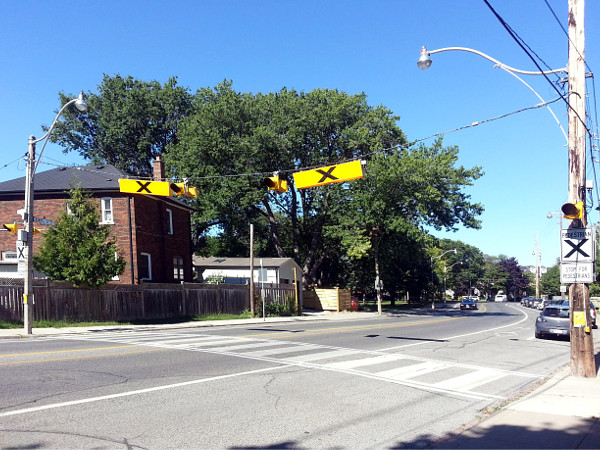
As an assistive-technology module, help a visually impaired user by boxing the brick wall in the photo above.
[0,192,193,285]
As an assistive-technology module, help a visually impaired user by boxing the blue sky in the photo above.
[1,0,598,268]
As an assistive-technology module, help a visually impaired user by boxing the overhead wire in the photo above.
[0,154,27,173]
[485,0,600,221]
[36,96,565,184]
[542,0,600,219]
[482,0,590,138]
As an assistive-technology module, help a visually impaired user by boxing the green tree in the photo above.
[438,239,486,298]
[166,82,407,286]
[541,264,561,297]
[498,257,529,300]
[49,74,193,176]
[333,141,484,311]
[480,256,510,299]
[33,185,125,288]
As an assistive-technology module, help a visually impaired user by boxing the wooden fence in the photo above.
[302,287,352,311]
[0,279,297,323]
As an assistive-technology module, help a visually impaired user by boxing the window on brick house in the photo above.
[140,253,152,281]
[100,197,113,223]
[2,251,17,261]
[166,208,173,235]
[173,256,184,280]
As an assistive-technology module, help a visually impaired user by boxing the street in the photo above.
[0,303,572,448]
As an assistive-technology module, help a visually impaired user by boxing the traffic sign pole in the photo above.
[565,0,595,378]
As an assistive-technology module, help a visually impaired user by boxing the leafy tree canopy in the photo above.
[49,74,193,176]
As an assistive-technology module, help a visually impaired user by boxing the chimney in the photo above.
[153,156,165,181]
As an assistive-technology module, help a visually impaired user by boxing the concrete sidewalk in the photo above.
[434,351,600,449]
[2,311,599,449]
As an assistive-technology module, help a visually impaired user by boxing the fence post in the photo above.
[181,281,187,317]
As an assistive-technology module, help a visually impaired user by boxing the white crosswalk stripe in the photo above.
[374,361,449,380]
[51,330,543,401]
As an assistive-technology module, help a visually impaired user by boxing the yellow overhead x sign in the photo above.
[293,160,365,189]
[119,179,171,196]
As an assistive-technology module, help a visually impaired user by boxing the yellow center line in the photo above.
[0,348,167,366]
[0,345,139,358]
[240,315,466,338]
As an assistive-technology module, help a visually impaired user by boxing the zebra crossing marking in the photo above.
[48,330,543,401]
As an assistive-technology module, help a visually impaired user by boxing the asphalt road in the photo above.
[0,302,572,449]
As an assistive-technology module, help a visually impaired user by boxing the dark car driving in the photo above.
[460,298,478,310]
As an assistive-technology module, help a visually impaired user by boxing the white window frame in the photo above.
[166,208,174,235]
[173,255,184,280]
[140,253,152,281]
[1,251,17,261]
[100,197,114,224]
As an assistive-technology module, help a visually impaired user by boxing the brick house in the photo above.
[0,157,194,284]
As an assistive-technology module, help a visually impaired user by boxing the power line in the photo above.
[482,0,590,137]
[35,96,564,185]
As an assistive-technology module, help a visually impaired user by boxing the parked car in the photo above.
[560,300,597,328]
[460,298,478,310]
[494,294,507,302]
[538,299,555,310]
[535,305,570,339]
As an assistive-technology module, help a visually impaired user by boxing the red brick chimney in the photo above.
[153,156,165,181]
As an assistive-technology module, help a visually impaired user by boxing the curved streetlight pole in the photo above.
[443,261,463,302]
[22,93,88,334]
[417,46,568,143]
[431,248,457,309]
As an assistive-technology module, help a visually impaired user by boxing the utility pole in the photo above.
[22,137,36,335]
[567,0,596,377]
[534,234,541,298]
[249,223,255,316]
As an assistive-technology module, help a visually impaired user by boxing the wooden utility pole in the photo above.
[534,234,540,299]
[249,223,255,316]
[567,0,596,377]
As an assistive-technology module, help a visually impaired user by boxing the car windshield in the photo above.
[544,308,570,318]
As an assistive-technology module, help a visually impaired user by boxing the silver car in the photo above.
[535,306,570,339]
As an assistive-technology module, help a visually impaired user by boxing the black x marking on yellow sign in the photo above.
[316,167,339,183]
[136,181,152,193]
[565,239,589,258]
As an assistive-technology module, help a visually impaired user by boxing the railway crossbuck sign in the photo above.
[560,227,596,284]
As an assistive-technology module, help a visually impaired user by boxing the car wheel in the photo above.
[535,331,542,339]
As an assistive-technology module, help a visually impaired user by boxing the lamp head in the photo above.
[75,91,88,112]
[417,46,432,70]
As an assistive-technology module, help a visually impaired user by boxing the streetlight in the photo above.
[417,46,568,143]
[430,248,457,309]
[22,92,88,334]
[443,261,463,302]
[418,3,595,378]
